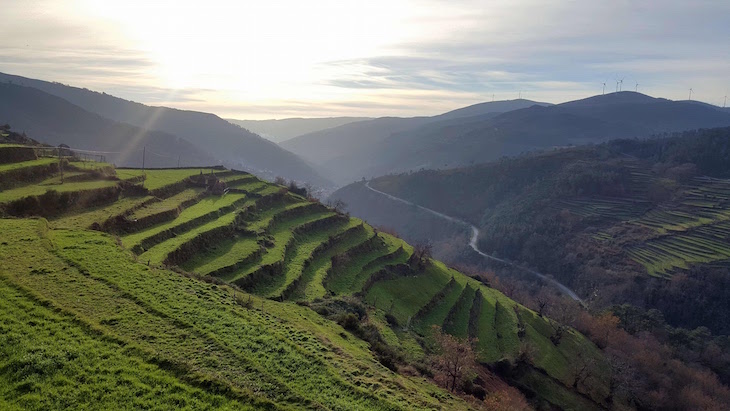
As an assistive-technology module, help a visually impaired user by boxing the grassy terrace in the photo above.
[128,187,204,220]
[0,178,118,203]
[51,195,155,229]
[115,168,221,190]
[0,219,470,410]
[121,192,250,249]
[326,233,407,295]
[245,212,337,296]
[181,235,261,275]
[138,209,240,265]
[0,160,612,410]
[292,220,372,301]
[0,157,57,174]
[230,216,341,285]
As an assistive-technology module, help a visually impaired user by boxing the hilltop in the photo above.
[281,99,550,185]
[0,83,215,168]
[285,92,730,185]
[0,141,618,410]
[0,72,330,186]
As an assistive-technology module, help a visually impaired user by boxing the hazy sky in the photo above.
[1,0,729,119]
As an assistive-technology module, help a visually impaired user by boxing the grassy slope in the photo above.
[115,168,219,190]
[121,192,249,249]
[50,195,154,229]
[0,219,469,410]
[0,157,56,174]
[0,165,612,410]
[0,177,118,203]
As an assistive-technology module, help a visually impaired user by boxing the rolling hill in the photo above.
[227,117,371,143]
[332,126,730,336]
[0,83,214,168]
[281,99,550,184]
[287,92,730,185]
[0,143,614,410]
[0,72,330,186]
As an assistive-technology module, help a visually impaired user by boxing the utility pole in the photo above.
[58,145,63,184]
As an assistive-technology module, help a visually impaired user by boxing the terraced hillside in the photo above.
[0,143,611,410]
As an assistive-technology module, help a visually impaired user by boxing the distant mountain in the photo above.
[281,99,550,184]
[432,98,553,121]
[321,92,730,185]
[0,83,214,167]
[0,72,330,186]
[227,117,371,143]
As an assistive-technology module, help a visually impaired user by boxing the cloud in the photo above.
[1,0,728,117]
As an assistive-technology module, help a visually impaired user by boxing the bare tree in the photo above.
[411,240,433,269]
[431,326,477,392]
[274,176,287,186]
[327,199,347,214]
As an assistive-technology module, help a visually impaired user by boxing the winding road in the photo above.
[364,181,584,304]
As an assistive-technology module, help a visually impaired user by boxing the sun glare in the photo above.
[79,0,417,96]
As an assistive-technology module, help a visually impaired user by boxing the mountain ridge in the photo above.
[0,71,330,186]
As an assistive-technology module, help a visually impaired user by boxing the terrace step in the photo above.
[230,213,346,288]
[322,234,391,296]
[247,214,347,298]
[123,192,260,253]
[114,188,207,233]
[138,208,244,265]
[284,222,371,301]
[443,285,477,339]
[346,243,411,295]
[412,277,464,333]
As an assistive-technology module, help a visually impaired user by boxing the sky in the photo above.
[1,0,729,119]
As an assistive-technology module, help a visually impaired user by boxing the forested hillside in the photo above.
[335,127,730,334]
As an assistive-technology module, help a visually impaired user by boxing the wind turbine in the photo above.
[602,82,606,95]
[724,95,727,108]
[619,79,624,92]
[635,82,639,92]
[689,88,693,100]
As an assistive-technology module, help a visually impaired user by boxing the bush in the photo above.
[385,313,399,327]
[338,313,360,331]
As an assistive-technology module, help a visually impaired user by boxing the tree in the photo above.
[430,326,477,392]
[327,199,347,214]
[411,240,433,269]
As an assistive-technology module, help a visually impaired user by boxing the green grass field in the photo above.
[115,168,220,190]
[0,178,118,203]
[128,188,204,220]
[0,157,57,174]
[0,159,611,410]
